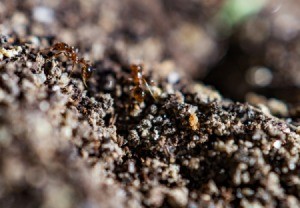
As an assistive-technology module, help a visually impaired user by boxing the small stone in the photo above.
[167,188,188,208]
[32,6,55,24]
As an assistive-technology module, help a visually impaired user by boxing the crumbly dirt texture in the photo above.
[1,1,300,208]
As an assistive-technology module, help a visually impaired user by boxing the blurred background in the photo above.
[1,0,299,111]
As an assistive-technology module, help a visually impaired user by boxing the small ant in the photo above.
[130,64,156,103]
[50,42,93,87]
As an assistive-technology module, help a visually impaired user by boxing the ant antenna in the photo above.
[142,78,157,101]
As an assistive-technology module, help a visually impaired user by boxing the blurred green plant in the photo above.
[215,0,268,36]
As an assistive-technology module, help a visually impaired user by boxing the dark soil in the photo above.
[0,1,300,208]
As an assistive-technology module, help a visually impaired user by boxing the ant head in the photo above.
[83,64,94,79]
[87,65,94,73]
[130,63,144,73]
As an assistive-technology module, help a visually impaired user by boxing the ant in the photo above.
[50,42,93,87]
[130,63,156,103]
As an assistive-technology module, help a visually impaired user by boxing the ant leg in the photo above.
[68,62,76,78]
[53,52,73,76]
[53,51,68,62]
[53,52,63,58]
[46,51,64,65]
[53,52,75,79]
[81,64,88,87]
[83,79,88,88]
[82,70,88,87]
[78,59,88,87]
[142,78,157,101]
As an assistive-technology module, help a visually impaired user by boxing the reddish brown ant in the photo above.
[130,64,156,102]
[50,42,93,87]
